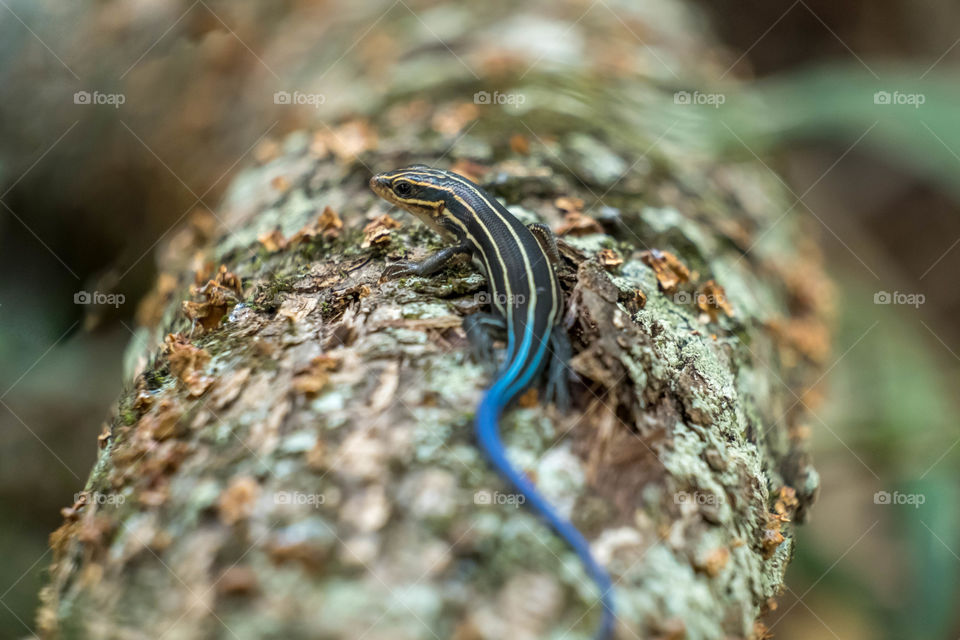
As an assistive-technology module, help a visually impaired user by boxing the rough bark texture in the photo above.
[37,2,830,639]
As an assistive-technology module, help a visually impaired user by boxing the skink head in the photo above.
[369,165,462,240]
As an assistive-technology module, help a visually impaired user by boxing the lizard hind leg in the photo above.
[462,312,509,376]
[527,222,561,264]
[544,326,573,412]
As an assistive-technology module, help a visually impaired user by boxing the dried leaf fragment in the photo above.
[306,438,327,471]
[290,206,343,245]
[181,265,243,332]
[619,288,647,315]
[760,512,786,558]
[137,398,185,440]
[258,228,287,252]
[292,355,340,396]
[556,212,603,237]
[431,102,479,136]
[277,294,319,324]
[218,566,259,596]
[699,546,730,577]
[254,138,281,164]
[164,333,214,396]
[696,279,734,322]
[259,206,344,253]
[361,214,402,248]
[554,196,584,214]
[267,539,327,572]
[60,492,91,521]
[640,249,690,293]
[517,387,538,408]
[753,621,775,640]
[132,384,154,412]
[597,248,623,269]
[76,514,113,547]
[773,486,799,521]
[209,367,251,410]
[97,423,111,449]
[218,476,260,526]
[315,206,343,239]
[767,317,831,365]
[323,119,378,162]
[509,133,530,155]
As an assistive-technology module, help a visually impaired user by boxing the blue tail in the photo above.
[476,389,615,640]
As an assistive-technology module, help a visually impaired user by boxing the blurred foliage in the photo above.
[709,64,960,640]
[792,280,960,640]
[710,66,960,202]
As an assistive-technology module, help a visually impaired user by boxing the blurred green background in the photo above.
[1,0,958,638]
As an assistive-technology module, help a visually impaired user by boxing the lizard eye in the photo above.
[393,181,413,197]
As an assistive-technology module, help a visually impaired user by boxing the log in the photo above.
[36,2,830,638]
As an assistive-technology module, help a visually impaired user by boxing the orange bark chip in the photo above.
[597,248,623,269]
[640,250,690,293]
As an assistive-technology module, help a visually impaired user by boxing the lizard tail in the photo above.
[475,390,615,640]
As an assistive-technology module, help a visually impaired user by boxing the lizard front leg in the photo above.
[381,243,472,280]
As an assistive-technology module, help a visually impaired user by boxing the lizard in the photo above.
[369,164,615,639]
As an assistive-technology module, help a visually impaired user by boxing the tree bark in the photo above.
[37,2,830,639]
